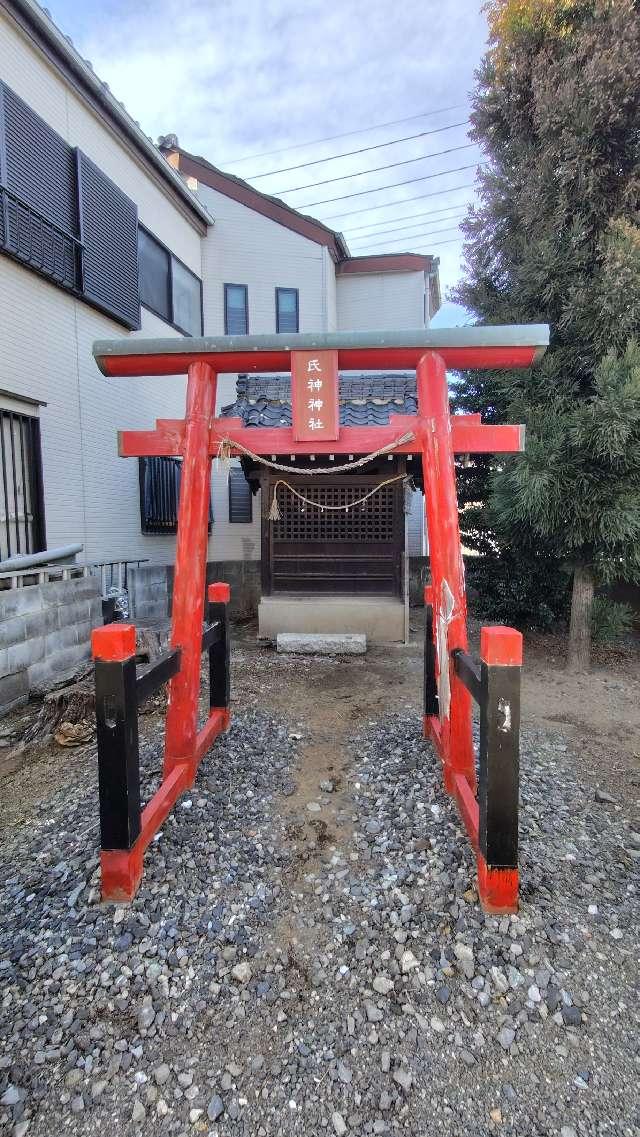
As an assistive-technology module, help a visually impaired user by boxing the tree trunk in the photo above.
[567,564,594,673]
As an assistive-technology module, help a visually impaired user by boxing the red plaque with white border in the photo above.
[291,350,339,442]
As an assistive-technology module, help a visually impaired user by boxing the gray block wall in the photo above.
[409,556,431,607]
[0,576,102,714]
[129,560,262,625]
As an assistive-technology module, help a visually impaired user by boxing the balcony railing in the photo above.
[1,186,82,291]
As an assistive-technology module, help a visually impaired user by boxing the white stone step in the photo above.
[276,632,367,656]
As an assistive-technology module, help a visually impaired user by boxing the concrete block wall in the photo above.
[0,576,102,713]
[129,560,261,625]
[409,556,431,607]
[127,564,172,624]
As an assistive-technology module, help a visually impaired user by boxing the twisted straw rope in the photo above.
[215,429,415,476]
[268,473,410,521]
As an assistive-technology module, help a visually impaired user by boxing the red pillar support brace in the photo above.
[165,361,217,781]
[416,351,475,793]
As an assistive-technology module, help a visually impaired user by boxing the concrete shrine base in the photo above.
[259,595,405,643]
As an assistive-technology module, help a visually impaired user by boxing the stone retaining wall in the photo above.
[128,560,261,624]
[0,576,102,714]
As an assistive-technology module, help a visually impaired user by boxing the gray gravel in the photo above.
[0,708,639,1137]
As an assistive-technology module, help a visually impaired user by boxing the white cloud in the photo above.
[50,0,488,304]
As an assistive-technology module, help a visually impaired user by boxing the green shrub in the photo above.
[590,597,634,642]
[465,549,571,630]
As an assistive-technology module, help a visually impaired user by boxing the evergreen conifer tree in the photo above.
[455,0,640,670]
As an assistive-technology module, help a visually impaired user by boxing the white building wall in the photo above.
[323,246,338,332]
[197,183,329,411]
[0,256,190,563]
[336,270,427,331]
[407,490,427,557]
[0,11,204,567]
[196,183,337,561]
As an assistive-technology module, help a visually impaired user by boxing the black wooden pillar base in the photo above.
[423,585,439,722]
[208,582,230,711]
[478,627,522,870]
[93,624,141,852]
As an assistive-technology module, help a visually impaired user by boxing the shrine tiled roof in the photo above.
[220,374,417,428]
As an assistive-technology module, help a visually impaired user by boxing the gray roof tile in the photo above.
[221,373,417,427]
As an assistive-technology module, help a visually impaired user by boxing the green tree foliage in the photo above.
[454,0,640,667]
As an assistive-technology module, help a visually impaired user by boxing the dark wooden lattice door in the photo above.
[269,475,403,595]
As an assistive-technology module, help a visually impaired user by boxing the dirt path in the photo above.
[2,618,638,840]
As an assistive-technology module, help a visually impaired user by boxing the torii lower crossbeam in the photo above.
[92,325,548,908]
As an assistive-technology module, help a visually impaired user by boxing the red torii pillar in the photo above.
[164,361,217,781]
[417,351,475,791]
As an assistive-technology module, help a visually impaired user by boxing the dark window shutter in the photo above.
[139,456,181,533]
[228,467,253,523]
[2,84,78,234]
[78,150,140,329]
[0,82,80,289]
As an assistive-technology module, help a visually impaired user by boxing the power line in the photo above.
[350,223,463,250]
[346,201,471,234]
[316,181,477,223]
[298,162,483,208]
[347,207,467,239]
[350,220,465,247]
[361,235,465,254]
[275,143,476,196]
[245,120,469,180]
[219,103,468,166]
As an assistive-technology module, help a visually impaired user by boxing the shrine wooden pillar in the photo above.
[416,351,475,792]
[164,361,217,781]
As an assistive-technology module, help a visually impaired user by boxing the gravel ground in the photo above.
[1,669,639,1136]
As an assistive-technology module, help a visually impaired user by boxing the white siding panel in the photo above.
[198,184,327,361]
[0,15,69,136]
[197,183,326,563]
[324,246,338,331]
[407,489,427,556]
[336,271,426,331]
[0,257,190,565]
[209,465,261,562]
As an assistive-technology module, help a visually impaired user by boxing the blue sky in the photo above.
[48,0,488,323]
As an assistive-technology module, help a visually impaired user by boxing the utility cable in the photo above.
[348,210,467,242]
[219,103,468,165]
[245,120,469,180]
[345,201,471,234]
[350,223,463,250]
[298,162,483,208]
[317,181,476,222]
[275,143,476,196]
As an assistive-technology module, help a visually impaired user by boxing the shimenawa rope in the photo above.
[267,474,410,522]
[214,429,415,476]
[214,429,416,522]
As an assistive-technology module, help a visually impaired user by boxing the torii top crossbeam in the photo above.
[94,324,549,377]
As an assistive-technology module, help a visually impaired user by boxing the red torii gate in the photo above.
[92,326,548,911]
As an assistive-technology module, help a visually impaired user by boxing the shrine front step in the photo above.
[277,632,367,656]
[259,595,405,643]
